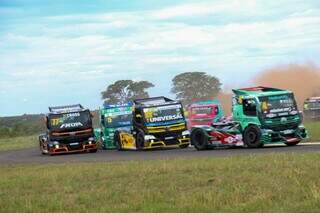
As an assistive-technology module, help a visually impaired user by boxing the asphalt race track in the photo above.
[1,143,320,164]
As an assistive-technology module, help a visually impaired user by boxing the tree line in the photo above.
[0,71,220,138]
[101,72,221,106]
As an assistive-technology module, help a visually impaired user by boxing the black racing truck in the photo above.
[39,104,97,155]
[114,97,190,150]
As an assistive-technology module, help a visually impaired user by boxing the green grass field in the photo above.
[305,121,320,142]
[0,153,320,212]
[0,135,37,151]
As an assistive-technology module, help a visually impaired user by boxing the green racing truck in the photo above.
[96,102,133,149]
[190,86,307,150]
[232,86,307,147]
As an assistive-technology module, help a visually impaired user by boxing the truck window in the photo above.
[243,99,257,116]
[100,115,105,126]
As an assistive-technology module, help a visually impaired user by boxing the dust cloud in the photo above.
[253,63,320,109]
[217,63,320,115]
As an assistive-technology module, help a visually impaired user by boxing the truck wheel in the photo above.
[285,140,301,146]
[136,131,145,150]
[191,128,209,150]
[243,125,263,148]
[114,131,122,151]
[39,141,47,155]
[89,149,97,153]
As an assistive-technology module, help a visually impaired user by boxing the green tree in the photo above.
[171,72,221,106]
[101,80,154,104]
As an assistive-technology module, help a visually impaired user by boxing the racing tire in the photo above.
[285,140,301,146]
[136,131,145,151]
[179,144,189,149]
[114,131,123,151]
[243,125,263,148]
[39,141,47,155]
[191,128,209,151]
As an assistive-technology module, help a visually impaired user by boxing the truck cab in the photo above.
[114,97,190,150]
[187,100,223,128]
[303,97,320,120]
[232,87,307,147]
[39,104,97,155]
[98,103,133,149]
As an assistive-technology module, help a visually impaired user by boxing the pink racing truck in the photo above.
[187,100,224,129]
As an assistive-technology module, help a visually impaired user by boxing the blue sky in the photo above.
[1,0,320,116]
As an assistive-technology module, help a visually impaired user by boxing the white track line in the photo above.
[264,142,320,147]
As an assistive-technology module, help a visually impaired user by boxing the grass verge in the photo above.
[0,135,37,151]
[305,121,320,142]
[1,153,320,212]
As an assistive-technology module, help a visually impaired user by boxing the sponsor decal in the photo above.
[147,114,183,123]
[60,122,83,129]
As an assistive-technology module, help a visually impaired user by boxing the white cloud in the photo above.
[1,0,319,99]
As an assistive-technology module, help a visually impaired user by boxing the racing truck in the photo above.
[114,96,190,150]
[187,100,223,129]
[97,102,133,149]
[303,97,320,120]
[191,87,307,150]
[39,104,97,155]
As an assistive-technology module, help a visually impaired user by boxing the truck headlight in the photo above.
[144,135,156,141]
[182,130,190,136]
[55,145,59,149]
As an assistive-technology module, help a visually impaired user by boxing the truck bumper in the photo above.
[143,137,190,149]
[261,126,308,144]
[49,143,97,155]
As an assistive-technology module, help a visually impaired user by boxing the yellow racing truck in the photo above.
[114,97,190,150]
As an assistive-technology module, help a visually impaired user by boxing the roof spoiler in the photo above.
[232,86,284,95]
[49,104,84,113]
[133,96,174,105]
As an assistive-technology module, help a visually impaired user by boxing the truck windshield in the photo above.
[48,111,91,132]
[104,113,132,128]
[304,101,320,109]
[191,106,215,115]
[143,104,184,125]
[259,94,297,116]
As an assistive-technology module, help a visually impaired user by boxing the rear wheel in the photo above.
[191,128,209,150]
[136,131,145,150]
[114,131,123,151]
[243,125,263,148]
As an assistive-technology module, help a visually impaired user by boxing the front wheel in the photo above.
[191,128,209,150]
[136,131,145,151]
[39,141,48,155]
[243,125,263,148]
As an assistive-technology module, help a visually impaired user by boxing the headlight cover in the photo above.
[144,135,156,140]
[182,130,190,136]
